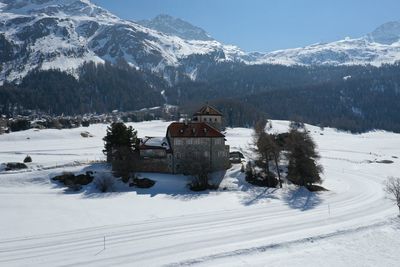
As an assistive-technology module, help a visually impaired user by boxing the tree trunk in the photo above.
[274,154,282,188]
[264,153,270,174]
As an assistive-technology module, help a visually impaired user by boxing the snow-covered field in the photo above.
[0,120,399,267]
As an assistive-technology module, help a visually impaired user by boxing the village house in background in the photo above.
[112,104,230,174]
[192,104,223,131]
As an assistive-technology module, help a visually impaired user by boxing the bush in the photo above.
[52,171,94,191]
[23,155,32,163]
[246,171,279,188]
[9,119,30,132]
[80,132,91,138]
[5,162,28,171]
[130,178,156,188]
[189,180,217,191]
[94,174,115,193]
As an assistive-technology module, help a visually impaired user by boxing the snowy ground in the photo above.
[0,120,399,266]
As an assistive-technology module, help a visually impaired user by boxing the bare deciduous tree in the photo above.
[94,173,115,193]
[384,177,400,214]
[179,147,212,190]
[253,119,282,188]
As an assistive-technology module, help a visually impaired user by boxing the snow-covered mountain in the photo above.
[137,14,213,41]
[0,0,245,84]
[1,0,400,85]
[255,21,400,66]
[368,21,400,45]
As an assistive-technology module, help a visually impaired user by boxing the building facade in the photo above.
[131,105,230,174]
[192,104,223,131]
[167,122,230,173]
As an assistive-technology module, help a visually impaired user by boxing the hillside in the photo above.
[0,0,245,84]
[0,120,399,266]
[1,1,400,133]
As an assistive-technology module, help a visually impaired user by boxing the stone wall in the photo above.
[170,137,229,174]
[136,154,172,173]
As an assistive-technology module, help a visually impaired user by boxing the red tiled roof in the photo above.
[194,105,223,116]
[167,122,225,138]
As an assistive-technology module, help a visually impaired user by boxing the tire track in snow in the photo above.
[0,146,397,266]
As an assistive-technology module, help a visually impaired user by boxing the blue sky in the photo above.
[92,0,400,52]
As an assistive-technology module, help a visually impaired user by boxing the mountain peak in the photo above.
[137,14,213,41]
[368,20,400,44]
[0,0,114,19]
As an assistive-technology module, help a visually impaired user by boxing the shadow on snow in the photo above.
[49,163,324,210]
[50,163,226,200]
[283,186,323,211]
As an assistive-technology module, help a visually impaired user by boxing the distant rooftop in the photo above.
[167,122,224,138]
[194,104,223,116]
[140,136,170,150]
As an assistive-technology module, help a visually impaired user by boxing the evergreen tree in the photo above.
[286,126,323,186]
[103,122,138,162]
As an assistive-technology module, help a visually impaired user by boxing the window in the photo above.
[174,139,183,146]
[214,138,223,145]
[186,139,193,145]
[204,151,210,157]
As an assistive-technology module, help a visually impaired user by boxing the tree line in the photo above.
[0,61,169,115]
[2,61,400,133]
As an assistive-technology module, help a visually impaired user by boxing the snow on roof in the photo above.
[194,104,223,116]
[140,136,170,150]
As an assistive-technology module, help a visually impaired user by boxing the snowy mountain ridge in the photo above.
[254,20,400,66]
[256,35,400,66]
[1,0,400,84]
[0,0,245,84]
[137,14,214,41]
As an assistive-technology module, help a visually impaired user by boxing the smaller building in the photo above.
[137,137,173,173]
[192,104,223,131]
